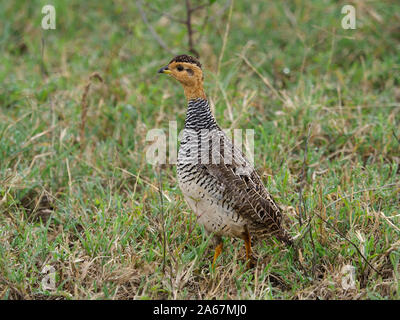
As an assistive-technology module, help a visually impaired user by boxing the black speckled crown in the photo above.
[170,54,202,69]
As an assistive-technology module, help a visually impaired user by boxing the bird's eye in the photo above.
[177,65,184,71]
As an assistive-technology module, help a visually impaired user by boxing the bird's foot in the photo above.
[246,255,256,270]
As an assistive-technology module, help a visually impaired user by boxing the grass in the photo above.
[0,0,399,299]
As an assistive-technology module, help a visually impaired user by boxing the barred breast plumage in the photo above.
[177,97,292,242]
[177,98,247,240]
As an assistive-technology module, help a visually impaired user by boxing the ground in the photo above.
[0,0,399,299]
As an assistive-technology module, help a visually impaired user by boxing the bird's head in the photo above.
[158,54,206,100]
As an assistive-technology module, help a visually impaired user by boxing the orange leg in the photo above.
[212,242,223,269]
[244,232,255,269]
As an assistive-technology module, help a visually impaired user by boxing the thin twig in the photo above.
[238,53,285,103]
[185,0,200,57]
[293,126,391,278]
[313,208,382,276]
[295,184,398,277]
[40,34,48,77]
[136,0,174,54]
[293,205,384,277]
[146,0,212,57]
[379,211,400,233]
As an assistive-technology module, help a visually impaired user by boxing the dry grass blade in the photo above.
[326,183,399,209]
[237,53,284,103]
[158,166,167,274]
[79,72,103,150]
[116,167,172,202]
[379,211,400,233]
[216,0,234,76]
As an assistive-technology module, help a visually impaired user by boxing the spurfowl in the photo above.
[158,54,292,268]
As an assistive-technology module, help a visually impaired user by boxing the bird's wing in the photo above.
[200,129,291,242]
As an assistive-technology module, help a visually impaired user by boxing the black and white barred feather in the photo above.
[177,98,293,245]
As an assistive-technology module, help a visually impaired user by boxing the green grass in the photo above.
[0,0,399,299]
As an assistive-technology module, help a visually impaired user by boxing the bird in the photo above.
[158,54,292,269]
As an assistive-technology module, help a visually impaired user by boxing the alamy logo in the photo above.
[341,5,356,29]
[41,264,56,290]
[41,5,56,30]
[341,265,356,290]
[145,122,255,171]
